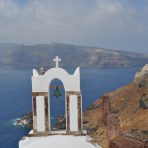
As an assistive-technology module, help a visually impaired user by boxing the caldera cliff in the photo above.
[83,64,148,148]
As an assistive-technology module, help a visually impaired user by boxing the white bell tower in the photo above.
[31,56,84,135]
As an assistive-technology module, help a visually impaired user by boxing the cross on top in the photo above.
[53,56,61,68]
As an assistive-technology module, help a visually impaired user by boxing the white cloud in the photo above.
[0,0,147,52]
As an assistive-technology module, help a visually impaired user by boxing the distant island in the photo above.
[0,42,147,69]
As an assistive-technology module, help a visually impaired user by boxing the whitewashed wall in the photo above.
[32,68,80,92]
[69,95,78,131]
[36,96,45,132]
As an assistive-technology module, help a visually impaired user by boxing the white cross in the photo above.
[53,56,61,68]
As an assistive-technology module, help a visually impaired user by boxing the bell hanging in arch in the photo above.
[53,86,61,99]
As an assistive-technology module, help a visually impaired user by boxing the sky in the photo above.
[0,0,148,53]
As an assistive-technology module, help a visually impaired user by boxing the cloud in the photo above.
[0,0,147,52]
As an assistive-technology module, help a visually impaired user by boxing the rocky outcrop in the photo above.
[16,112,32,128]
[135,64,148,88]
[135,64,148,79]
[139,94,148,109]
[55,115,66,130]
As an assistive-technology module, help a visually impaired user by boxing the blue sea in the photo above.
[0,67,139,148]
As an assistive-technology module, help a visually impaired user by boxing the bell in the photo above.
[53,86,61,99]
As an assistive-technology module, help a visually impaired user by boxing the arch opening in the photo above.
[49,78,66,131]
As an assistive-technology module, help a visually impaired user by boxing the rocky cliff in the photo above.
[83,64,148,148]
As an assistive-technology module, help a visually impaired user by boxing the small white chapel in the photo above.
[19,56,101,148]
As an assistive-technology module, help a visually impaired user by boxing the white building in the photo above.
[19,56,100,148]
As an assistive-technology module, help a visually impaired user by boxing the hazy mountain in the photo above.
[0,43,147,69]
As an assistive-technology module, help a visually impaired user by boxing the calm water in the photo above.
[0,67,139,148]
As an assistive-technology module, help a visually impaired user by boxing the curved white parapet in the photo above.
[32,67,80,92]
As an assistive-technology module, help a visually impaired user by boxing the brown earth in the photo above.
[83,65,148,148]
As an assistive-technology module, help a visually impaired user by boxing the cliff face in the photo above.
[83,64,148,148]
